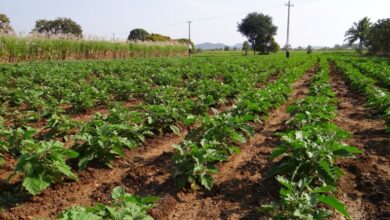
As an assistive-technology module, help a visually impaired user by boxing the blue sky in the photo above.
[2,0,389,47]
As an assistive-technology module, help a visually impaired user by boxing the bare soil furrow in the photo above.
[329,65,390,220]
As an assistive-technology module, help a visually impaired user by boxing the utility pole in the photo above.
[187,21,192,58]
[112,33,116,41]
[285,0,294,58]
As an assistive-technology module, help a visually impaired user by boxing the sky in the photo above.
[1,0,389,47]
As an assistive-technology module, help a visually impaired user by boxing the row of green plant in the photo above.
[345,57,390,89]
[261,60,361,219]
[0,55,291,122]
[333,59,390,131]
[173,58,316,190]
[0,34,187,62]
[0,55,310,196]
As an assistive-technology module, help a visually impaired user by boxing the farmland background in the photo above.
[0,35,187,62]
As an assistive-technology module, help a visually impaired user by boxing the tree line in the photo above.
[127,28,194,48]
[345,17,390,55]
[1,12,389,56]
[0,14,194,47]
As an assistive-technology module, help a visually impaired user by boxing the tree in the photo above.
[0,14,13,34]
[267,37,280,53]
[128,28,149,41]
[306,45,313,54]
[242,41,250,56]
[32,17,82,37]
[145,33,171,42]
[224,46,230,51]
[254,36,279,54]
[366,18,390,55]
[237,12,277,54]
[344,17,371,54]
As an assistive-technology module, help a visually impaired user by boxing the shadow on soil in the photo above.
[0,180,31,210]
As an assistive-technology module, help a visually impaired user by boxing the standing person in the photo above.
[188,44,192,57]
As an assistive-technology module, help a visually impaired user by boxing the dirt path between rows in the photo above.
[329,65,390,220]
[149,68,315,220]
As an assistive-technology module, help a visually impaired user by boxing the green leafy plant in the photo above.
[14,140,79,195]
[5,126,36,156]
[0,116,9,165]
[174,140,230,190]
[143,104,181,135]
[173,58,315,190]
[45,112,79,138]
[58,186,159,220]
[265,60,359,218]
[260,176,350,220]
[269,123,361,185]
[74,113,152,170]
[68,86,97,113]
[174,113,254,190]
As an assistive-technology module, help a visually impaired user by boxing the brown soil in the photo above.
[0,69,314,220]
[329,65,390,220]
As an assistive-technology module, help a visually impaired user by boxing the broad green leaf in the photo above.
[319,159,335,183]
[334,146,362,156]
[318,195,350,219]
[23,177,50,195]
[67,150,80,159]
[184,115,196,126]
[111,145,125,157]
[57,163,78,180]
[58,206,102,220]
[312,185,335,194]
[78,154,95,170]
[200,174,214,190]
[270,147,286,160]
[276,176,293,191]
[230,132,246,143]
[229,145,241,154]
[170,125,180,135]
[140,196,160,204]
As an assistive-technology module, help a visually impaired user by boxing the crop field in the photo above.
[0,35,187,63]
[0,53,389,219]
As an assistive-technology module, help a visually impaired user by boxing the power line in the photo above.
[149,5,286,32]
[192,10,251,23]
[152,22,188,31]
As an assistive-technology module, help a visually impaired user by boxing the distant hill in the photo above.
[196,42,244,50]
[195,42,242,50]
[196,42,227,50]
